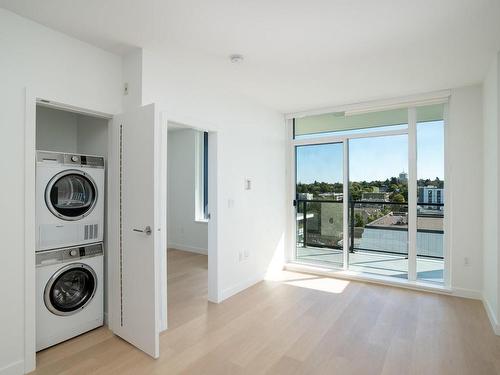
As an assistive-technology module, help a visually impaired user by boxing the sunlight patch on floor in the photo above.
[265,270,313,282]
[266,269,349,293]
[285,275,350,294]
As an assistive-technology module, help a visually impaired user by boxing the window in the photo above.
[294,108,408,139]
[203,131,208,219]
[195,131,209,221]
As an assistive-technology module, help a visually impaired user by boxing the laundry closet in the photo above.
[34,103,109,352]
[27,99,166,365]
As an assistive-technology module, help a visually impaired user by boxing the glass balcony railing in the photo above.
[296,199,443,257]
[296,199,444,282]
[296,199,344,268]
[296,199,344,250]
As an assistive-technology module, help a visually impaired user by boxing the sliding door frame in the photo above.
[293,140,347,269]
[287,98,450,288]
[408,108,417,281]
[342,140,349,270]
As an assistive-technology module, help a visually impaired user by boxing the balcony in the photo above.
[296,199,444,283]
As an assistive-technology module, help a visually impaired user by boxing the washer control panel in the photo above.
[81,244,104,257]
[36,243,104,266]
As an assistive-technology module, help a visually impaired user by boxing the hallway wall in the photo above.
[167,128,208,254]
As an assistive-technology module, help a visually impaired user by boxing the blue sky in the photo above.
[296,121,444,183]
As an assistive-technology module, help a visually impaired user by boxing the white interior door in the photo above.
[109,103,164,358]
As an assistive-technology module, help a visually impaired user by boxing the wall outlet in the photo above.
[244,249,249,259]
[464,257,470,266]
[123,82,129,95]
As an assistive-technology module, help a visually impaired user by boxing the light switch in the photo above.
[244,178,252,190]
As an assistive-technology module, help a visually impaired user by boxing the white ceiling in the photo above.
[2,0,500,112]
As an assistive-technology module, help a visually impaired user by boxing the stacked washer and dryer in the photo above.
[35,151,105,351]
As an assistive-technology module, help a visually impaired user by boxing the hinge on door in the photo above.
[293,199,297,207]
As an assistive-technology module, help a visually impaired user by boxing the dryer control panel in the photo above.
[37,151,104,168]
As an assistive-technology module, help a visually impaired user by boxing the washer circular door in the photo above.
[44,263,98,316]
[45,170,98,221]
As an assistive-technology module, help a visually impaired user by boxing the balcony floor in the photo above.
[296,246,444,284]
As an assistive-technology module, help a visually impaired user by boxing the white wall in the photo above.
[482,52,500,330]
[142,48,286,301]
[36,106,78,152]
[167,128,208,254]
[0,9,121,374]
[122,49,142,111]
[76,115,109,158]
[35,106,109,156]
[448,85,484,296]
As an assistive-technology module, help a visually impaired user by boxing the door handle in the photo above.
[133,226,152,235]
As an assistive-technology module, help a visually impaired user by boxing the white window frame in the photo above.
[286,90,450,290]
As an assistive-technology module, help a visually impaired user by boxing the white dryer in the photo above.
[36,243,103,351]
[36,151,105,251]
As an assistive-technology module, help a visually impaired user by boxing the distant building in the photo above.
[398,171,408,183]
[357,212,443,258]
[318,192,343,201]
[320,203,343,238]
[298,193,313,200]
[418,186,444,209]
[361,192,390,202]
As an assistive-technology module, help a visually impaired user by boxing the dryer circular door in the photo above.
[45,170,98,221]
[44,263,98,316]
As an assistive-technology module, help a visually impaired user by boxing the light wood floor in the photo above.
[32,249,500,374]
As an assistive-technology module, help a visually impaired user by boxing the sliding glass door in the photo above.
[292,103,447,285]
[348,134,409,279]
[295,142,345,268]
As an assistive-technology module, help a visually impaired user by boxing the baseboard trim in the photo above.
[285,262,486,301]
[220,274,265,302]
[482,296,500,335]
[168,243,208,255]
[0,360,24,375]
[452,287,482,300]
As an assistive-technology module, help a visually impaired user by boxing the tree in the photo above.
[354,213,365,227]
[391,193,405,203]
[389,184,399,192]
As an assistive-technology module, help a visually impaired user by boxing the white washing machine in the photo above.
[36,243,104,351]
[36,151,105,251]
